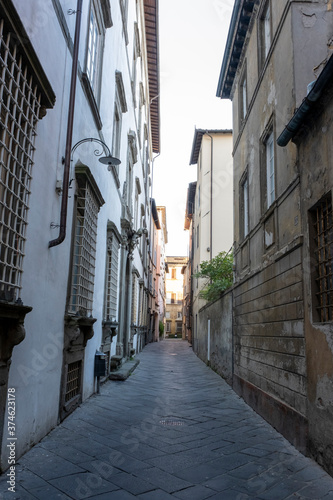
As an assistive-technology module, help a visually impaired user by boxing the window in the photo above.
[0,14,43,301]
[132,23,141,106]
[138,280,144,325]
[177,311,182,319]
[65,361,82,403]
[240,173,249,239]
[131,272,138,324]
[310,194,333,322]
[112,103,121,160]
[259,0,271,68]
[197,224,200,248]
[104,227,120,321]
[86,6,99,92]
[138,83,145,148]
[165,311,170,319]
[126,132,138,216]
[166,321,171,333]
[171,268,176,279]
[176,322,182,333]
[86,2,103,99]
[171,293,176,304]
[120,0,129,44]
[134,187,139,230]
[68,166,104,315]
[266,132,275,208]
[111,72,127,182]
[239,67,247,123]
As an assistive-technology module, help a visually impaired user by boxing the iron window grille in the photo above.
[131,272,138,324]
[65,361,82,402]
[68,174,100,315]
[104,232,119,320]
[0,18,41,301]
[312,194,333,322]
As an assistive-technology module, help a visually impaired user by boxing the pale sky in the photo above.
[153,0,233,256]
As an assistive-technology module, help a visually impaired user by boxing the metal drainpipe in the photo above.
[206,131,213,262]
[49,0,83,248]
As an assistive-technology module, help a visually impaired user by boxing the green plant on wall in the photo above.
[194,250,233,302]
[159,320,164,337]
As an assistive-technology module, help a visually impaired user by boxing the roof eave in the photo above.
[216,0,256,100]
[144,0,160,153]
[189,129,233,165]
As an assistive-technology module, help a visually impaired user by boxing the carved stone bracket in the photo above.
[102,320,118,344]
[0,300,32,471]
[64,315,97,352]
[0,301,32,366]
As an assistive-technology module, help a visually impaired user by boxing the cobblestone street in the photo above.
[1,339,333,499]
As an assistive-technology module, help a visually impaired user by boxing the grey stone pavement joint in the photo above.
[1,340,333,499]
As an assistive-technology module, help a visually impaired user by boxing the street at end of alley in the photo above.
[1,339,333,500]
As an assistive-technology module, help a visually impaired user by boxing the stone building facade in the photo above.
[217,0,333,472]
[278,55,333,474]
[165,256,187,338]
[0,0,160,470]
[183,182,196,344]
[189,129,233,353]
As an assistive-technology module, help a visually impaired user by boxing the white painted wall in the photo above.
[191,132,233,327]
[2,0,156,466]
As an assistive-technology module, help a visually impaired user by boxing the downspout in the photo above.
[49,0,83,248]
[206,131,213,262]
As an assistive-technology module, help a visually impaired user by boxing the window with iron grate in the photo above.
[104,231,119,321]
[65,361,82,402]
[310,193,333,323]
[0,17,41,301]
[131,272,138,325]
[68,172,100,316]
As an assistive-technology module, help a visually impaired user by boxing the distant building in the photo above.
[188,129,233,351]
[183,182,197,343]
[165,257,188,338]
[157,206,168,336]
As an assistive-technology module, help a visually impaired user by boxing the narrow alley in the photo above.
[1,340,333,500]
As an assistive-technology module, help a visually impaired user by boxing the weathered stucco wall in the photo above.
[195,291,233,385]
[297,81,333,475]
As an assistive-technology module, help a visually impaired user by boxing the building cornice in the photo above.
[216,0,257,100]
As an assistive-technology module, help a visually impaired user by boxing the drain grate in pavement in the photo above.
[159,419,186,426]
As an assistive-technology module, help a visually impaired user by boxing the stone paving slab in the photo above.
[1,340,333,499]
[109,360,140,381]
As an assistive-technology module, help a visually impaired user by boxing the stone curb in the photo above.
[109,358,140,381]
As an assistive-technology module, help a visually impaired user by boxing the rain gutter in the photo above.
[277,55,333,147]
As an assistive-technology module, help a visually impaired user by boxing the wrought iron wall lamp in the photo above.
[70,137,121,166]
[49,137,121,248]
